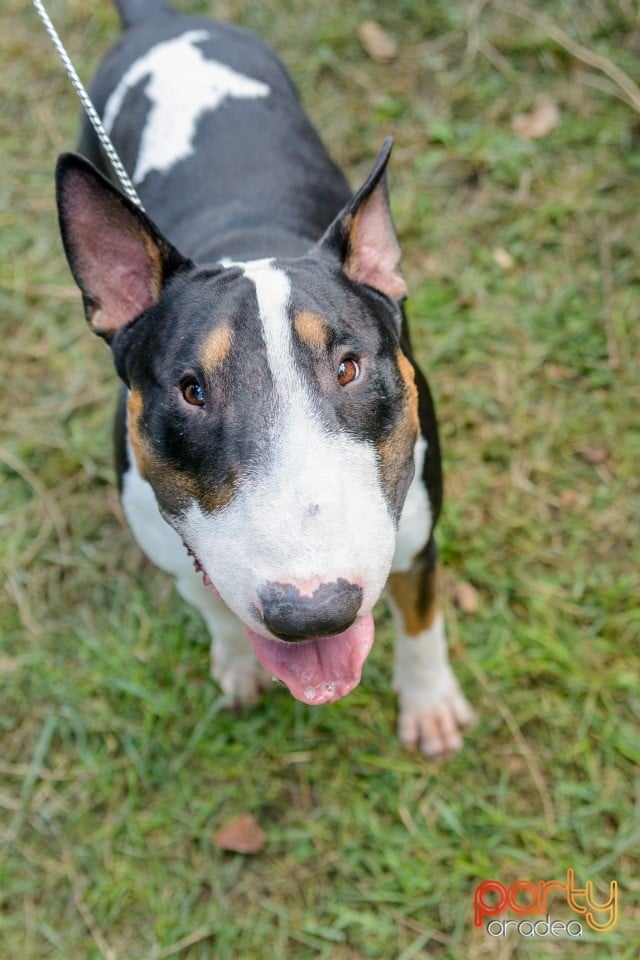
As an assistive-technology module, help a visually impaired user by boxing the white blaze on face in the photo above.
[102,30,270,184]
[177,259,397,635]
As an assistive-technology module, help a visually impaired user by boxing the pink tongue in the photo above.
[247,614,375,705]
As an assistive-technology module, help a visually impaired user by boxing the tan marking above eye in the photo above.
[200,323,233,371]
[294,311,330,352]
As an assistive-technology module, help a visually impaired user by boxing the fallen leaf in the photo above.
[0,656,20,675]
[357,21,398,63]
[214,813,265,854]
[439,382,454,400]
[557,489,580,508]
[512,100,560,140]
[545,363,578,381]
[452,580,480,615]
[574,445,610,465]
[492,247,514,270]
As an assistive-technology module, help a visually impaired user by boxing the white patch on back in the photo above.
[391,434,432,572]
[103,30,270,184]
[175,259,397,634]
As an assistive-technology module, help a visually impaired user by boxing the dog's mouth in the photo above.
[245,616,375,705]
[186,545,374,704]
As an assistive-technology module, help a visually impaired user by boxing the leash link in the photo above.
[32,0,144,208]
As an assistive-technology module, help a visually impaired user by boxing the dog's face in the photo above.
[56,144,420,703]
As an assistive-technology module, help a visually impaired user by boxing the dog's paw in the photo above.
[211,656,273,708]
[398,679,474,760]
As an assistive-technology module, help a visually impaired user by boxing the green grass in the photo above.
[1,0,639,957]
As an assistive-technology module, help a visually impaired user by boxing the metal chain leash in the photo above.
[32,0,144,208]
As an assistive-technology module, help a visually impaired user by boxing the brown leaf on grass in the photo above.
[0,656,20,675]
[512,100,560,139]
[492,247,514,270]
[574,445,610,465]
[545,363,578,382]
[439,382,455,400]
[213,814,265,854]
[557,489,580,508]
[452,580,480,615]
[357,21,398,63]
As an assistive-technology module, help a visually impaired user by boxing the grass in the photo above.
[1,0,639,957]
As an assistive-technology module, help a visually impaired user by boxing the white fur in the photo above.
[242,259,294,400]
[121,439,270,703]
[388,607,474,758]
[389,441,473,756]
[392,433,432,573]
[120,440,188,576]
[122,425,473,735]
[173,260,397,634]
[102,30,270,184]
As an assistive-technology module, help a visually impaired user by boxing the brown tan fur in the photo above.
[376,348,420,503]
[200,324,233,372]
[126,389,151,480]
[294,311,330,353]
[388,562,439,637]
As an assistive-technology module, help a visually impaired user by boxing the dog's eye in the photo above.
[181,378,205,407]
[337,357,360,387]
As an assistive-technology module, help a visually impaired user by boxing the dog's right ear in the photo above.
[314,138,407,303]
[56,153,191,341]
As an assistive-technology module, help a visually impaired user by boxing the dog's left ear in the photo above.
[55,152,191,342]
[316,138,407,302]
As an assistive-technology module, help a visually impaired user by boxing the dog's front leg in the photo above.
[387,543,473,758]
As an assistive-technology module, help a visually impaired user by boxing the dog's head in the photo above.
[56,141,420,704]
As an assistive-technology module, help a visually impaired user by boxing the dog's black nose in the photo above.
[259,579,363,642]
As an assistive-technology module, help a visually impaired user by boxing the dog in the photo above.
[54,0,473,757]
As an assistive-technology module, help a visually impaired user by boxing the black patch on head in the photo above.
[110,252,439,533]
[113,265,276,517]
[285,256,414,520]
